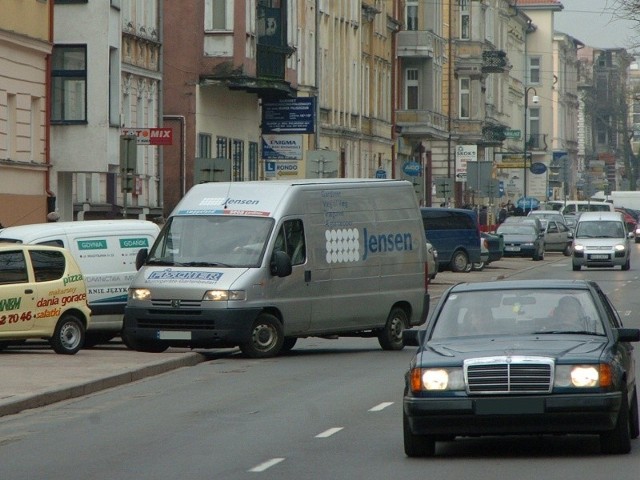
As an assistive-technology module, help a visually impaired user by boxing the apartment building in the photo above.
[49,0,163,222]
[0,0,52,227]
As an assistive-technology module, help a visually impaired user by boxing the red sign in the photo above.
[121,127,173,146]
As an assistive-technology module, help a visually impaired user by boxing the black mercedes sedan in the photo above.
[403,279,640,457]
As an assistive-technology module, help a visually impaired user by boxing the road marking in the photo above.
[369,402,394,411]
[249,458,285,472]
[316,427,343,438]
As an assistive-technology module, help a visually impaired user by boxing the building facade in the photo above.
[0,0,52,227]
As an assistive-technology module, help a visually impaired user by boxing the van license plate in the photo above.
[158,331,191,340]
[590,254,609,260]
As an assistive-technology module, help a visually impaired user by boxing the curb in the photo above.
[0,352,207,417]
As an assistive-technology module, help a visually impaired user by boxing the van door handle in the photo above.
[304,270,311,282]
[24,289,33,294]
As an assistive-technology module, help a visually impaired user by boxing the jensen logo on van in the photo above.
[199,197,260,206]
[119,238,149,248]
[325,228,414,263]
[77,239,107,250]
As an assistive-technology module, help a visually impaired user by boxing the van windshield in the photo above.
[147,216,275,268]
[575,221,625,239]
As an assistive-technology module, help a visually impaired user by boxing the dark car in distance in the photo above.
[403,279,640,457]
[496,222,545,260]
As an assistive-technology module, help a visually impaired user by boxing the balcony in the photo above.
[397,30,445,59]
[395,110,449,138]
[482,50,508,73]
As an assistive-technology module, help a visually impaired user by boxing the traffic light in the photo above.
[120,135,137,192]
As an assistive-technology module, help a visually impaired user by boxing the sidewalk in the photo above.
[0,342,206,417]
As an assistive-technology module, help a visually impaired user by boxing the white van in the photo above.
[560,201,614,216]
[572,211,631,271]
[123,179,430,358]
[0,220,160,345]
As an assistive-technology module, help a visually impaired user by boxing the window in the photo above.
[406,1,418,31]
[406,68,419,110]
[0,251,28,284]
[216,136,228,159]
[51,45,87,123]
[248,141,258,180]
[205,0,229,30]
[274,219,306,265]
[232,139,244,182]
[528,57,541,85]
[198,133,212,158]
[29,250,66,283]
[459,78,470,119]
[460,0,470,40]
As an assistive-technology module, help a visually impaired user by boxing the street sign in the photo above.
[402,161,422,177]
[121,127,173,145]
[505,129,521,139]
[455,145,476,182]
[261,98,315,134]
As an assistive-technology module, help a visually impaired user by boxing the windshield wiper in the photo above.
[180,261,232,268]
[145,259,175,266]
[534,330,600,336]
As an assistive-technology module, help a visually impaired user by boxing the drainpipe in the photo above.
[163,115,186,197]
[45,0,55,213]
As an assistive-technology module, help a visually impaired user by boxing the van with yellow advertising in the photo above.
[0,243,92,354]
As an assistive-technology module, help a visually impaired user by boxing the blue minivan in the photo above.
[420,207,481,272]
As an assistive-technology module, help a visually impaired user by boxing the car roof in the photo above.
[447,279,595,294]
[577,211,624,221]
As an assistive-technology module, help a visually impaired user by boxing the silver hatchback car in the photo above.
[572,212,631,271]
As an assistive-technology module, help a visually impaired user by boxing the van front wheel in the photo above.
[240,313,284,358]
[378,307,407,351]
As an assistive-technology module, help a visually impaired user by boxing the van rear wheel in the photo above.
[378,307,407,350]
[450,250,469,272]
[239,313,284,358]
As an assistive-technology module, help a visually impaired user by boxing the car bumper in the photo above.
[503,246,536,257]
[404,392,622,436]
[123,306,262,348]
[572,252,627,267]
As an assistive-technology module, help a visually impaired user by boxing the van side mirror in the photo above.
[135,248,148,270]
[270,250,292,277]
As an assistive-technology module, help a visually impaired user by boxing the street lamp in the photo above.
[523,87,539,211]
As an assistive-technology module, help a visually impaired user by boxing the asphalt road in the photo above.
[0,250,639,480]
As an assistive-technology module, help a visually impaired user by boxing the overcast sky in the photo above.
[554,0,638,51]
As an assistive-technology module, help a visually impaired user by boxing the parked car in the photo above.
[543,219,573,255]
[0,243,92,354]
[402,279,640,457]
[420,208,481,273]
[572,211,631,271]
[481,231,503,263]
[564,214,580,234]
[496,222,545,261]
[527,209,567,226]
[426,239,438,280]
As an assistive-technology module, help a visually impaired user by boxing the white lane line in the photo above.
[316,427,343,438]
[369,402,394,412]
[249,458,285,472]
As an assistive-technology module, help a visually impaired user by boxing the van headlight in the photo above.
[614,244,626,251]
[129,288,151,301]
[573,244,584,252]
[204,290,246,301]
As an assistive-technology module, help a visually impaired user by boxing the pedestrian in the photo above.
[498,204,508,224]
